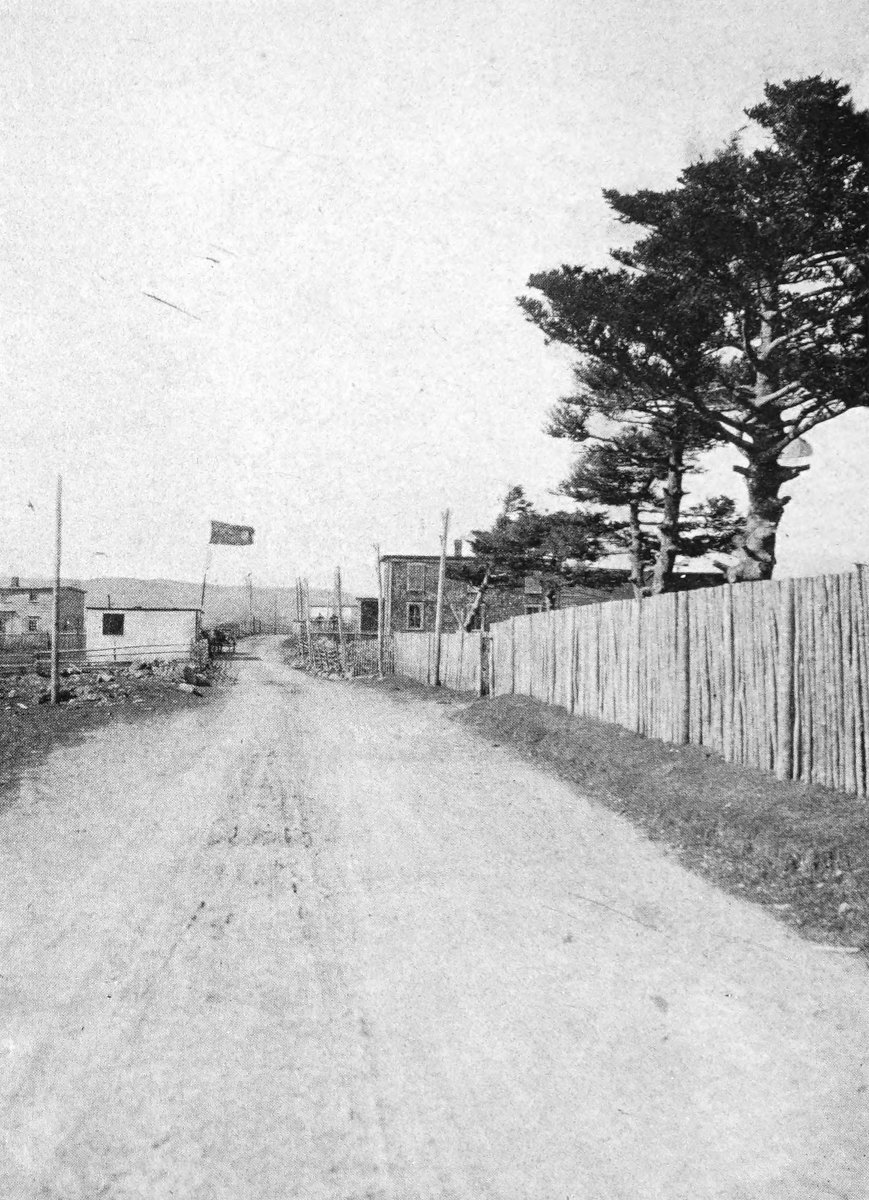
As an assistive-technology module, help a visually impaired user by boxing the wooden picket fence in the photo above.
[286,631,393,676]
[488,571,869,797]
[393,630,482,693]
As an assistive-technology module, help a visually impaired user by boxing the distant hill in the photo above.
[81,577,362,629]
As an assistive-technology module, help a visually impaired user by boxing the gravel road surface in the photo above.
[1,638,867,1198]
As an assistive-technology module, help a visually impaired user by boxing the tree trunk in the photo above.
[729,458,807,582]
[729,296,810,583]
[649,439,685,595]
[462,569,490,632]
[627,502,646,598]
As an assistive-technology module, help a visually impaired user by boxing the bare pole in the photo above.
[433,508,450,687]
[199,538,212,614]
[334,565,347,674]
[50,474,62,704]
[303,578,313,662]
[374,543,384,677]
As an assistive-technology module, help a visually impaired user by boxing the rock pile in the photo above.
[3,658,217,711]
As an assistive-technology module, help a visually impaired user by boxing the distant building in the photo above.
[289,586,362,634]
[85,604,202,660]
[0,577,85,642]
[379,551,635,634]
[358,597,380,635]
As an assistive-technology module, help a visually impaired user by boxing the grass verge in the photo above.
[362,674,869,951]
[454,694,869,950]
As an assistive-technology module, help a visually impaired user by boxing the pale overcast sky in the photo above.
[3,0,868,592]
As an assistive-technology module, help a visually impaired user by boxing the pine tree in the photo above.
[522,77,869,581]
[447,488,612,629]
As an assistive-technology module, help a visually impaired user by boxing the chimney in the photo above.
[10,576,19,588]
[453,539,463,558]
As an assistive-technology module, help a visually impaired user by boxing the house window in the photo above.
[407,603,423,631]
[406,563,426,593]
[28,591,39,602]
[27,617,39,633]
[524,603,543,615]
[102,613,125,636]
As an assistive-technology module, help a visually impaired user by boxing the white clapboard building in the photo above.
[85,599,202,660]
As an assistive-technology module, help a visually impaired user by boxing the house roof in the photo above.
[561,583,636,604]
[381,555,466,563]
[85,605,202,613]
[82,578,361,620]
[0,580,85,593]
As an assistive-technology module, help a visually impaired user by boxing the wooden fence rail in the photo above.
[487,571,869,797]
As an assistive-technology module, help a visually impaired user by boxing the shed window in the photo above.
[406,564,426,593]
[27,617,39,632]
[102,613,125,636]
[407,603,423,631]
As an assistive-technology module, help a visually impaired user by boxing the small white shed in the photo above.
[85,606,202,661]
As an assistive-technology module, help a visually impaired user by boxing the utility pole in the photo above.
[374,543,384,677]
[433,508,450,687]
[50,474,62,704]
[246,572,253,633]
[303,577,314,662]
[334,565,347,674]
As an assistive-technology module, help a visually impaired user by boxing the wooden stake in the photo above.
[50,474,62,704]
[675,590,690,744]
[774,578,795,780]
[432,509,450,687]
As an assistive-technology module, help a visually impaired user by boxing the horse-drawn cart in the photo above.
[204,626,237,658]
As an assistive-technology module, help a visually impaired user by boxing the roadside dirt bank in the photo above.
[0,659,232,812]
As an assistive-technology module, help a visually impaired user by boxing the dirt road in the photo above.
[1,639,867,1198]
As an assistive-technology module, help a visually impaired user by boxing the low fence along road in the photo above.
[393,629,482,693]
[389,570,869,798]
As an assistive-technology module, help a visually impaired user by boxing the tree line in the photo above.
[451,77,869,624]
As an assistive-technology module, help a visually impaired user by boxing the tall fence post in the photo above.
[775,577,796,781]
[676,590,690,744]
[509,616,516,696]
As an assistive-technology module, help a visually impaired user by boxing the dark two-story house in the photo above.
[379,546,641,634]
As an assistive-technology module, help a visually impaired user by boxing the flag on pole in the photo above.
[210,520,255,546]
